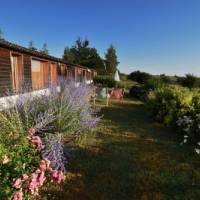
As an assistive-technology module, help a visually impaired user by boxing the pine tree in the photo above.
[63,37,105,74]
[28,41,37,51]
[41,43,49,55]
[105,45,119,76]
[0,28,4,39]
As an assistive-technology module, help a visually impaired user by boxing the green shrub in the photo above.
[146,85,193,125]
[129,85,148,100]
[94,75,116,88]
[116,81,126,88]
[146,84,200,151]
[144,76,164,90]
[177,74,200,88]
[0,80,100,199]
[128,71,152,84]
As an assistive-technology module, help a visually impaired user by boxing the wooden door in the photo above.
[51,63,57,84]
[11,54,23,91]
[31,59,41,89]
[61,64,65,77]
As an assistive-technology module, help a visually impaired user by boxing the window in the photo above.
[31,59,49,89]
[11,54,23,91]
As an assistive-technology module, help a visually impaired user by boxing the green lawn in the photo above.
[41,99,200,200]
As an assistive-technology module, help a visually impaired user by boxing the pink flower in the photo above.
[31,136,42,149]
[37,171,46,186]
[39,160,47,171]
[28,173,39,196]
[11,191,23,200]
[52,170,65,183]
[28,127,36,137]
[12,178,22,189]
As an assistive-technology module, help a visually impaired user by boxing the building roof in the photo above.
[0,39,82,68]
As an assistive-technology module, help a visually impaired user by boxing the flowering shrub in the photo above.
[177,113,200,153]
[146,85,193,125]
[0,79,100,199]
[146,84,200,153]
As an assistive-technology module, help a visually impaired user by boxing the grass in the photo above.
[41,99,200,200]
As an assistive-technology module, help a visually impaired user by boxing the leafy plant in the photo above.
[128,71,152,84]
[94,75,116,88]
[0,79,101,199]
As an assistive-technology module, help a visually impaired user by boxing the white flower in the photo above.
[184,135,188,138]
[197,142,200,146]
[183,139,187,143]
[195,148,200,154]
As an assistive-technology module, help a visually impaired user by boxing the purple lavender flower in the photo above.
[79,107,102,129]
[42,134,69,172]
[34,110,56,133]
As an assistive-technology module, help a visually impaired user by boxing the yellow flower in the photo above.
[2,155,10,164]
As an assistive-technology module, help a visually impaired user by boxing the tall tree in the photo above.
[63,46,76,63]
[0,28,4,39]
[40,43,49,55]
[63,37,105,74]
[28,41,37,51]
[105,45,119,76]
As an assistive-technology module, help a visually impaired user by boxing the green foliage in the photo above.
[63,37,105,74]
[0,81,100,199]
[177,73,200,88]
[160,74,177,84]
[146,85,193,125]
[128,70,152,84]
[129,85,148,100]
[0,104,40,198]
[115,81,126,88]
[104,45,119,76]
[144,76,164,90]
[41,99,200,200]
[94,75,117,88]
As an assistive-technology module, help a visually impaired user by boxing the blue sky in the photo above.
[1,0,200,75]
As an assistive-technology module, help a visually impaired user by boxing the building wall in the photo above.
[0,46,97,97]
[23,54,32,87]
[0,47,12,95]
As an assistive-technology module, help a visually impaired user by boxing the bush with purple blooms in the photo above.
[0,79,101,199]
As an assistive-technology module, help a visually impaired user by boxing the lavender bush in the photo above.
[0,78,101,199]
[42,134,68,172]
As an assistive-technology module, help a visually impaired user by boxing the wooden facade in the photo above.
[0,39,97,96]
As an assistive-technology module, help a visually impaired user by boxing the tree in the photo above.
[63,37,105,74]
[40,43,49,55]
[0,28,4,39]
[178,73,200,89]
[28,41,37,51]
[128,71,151,84]
[63,46,76,63]
[104,45,119,76]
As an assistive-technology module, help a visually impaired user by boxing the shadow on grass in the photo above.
[41,99,200,200]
